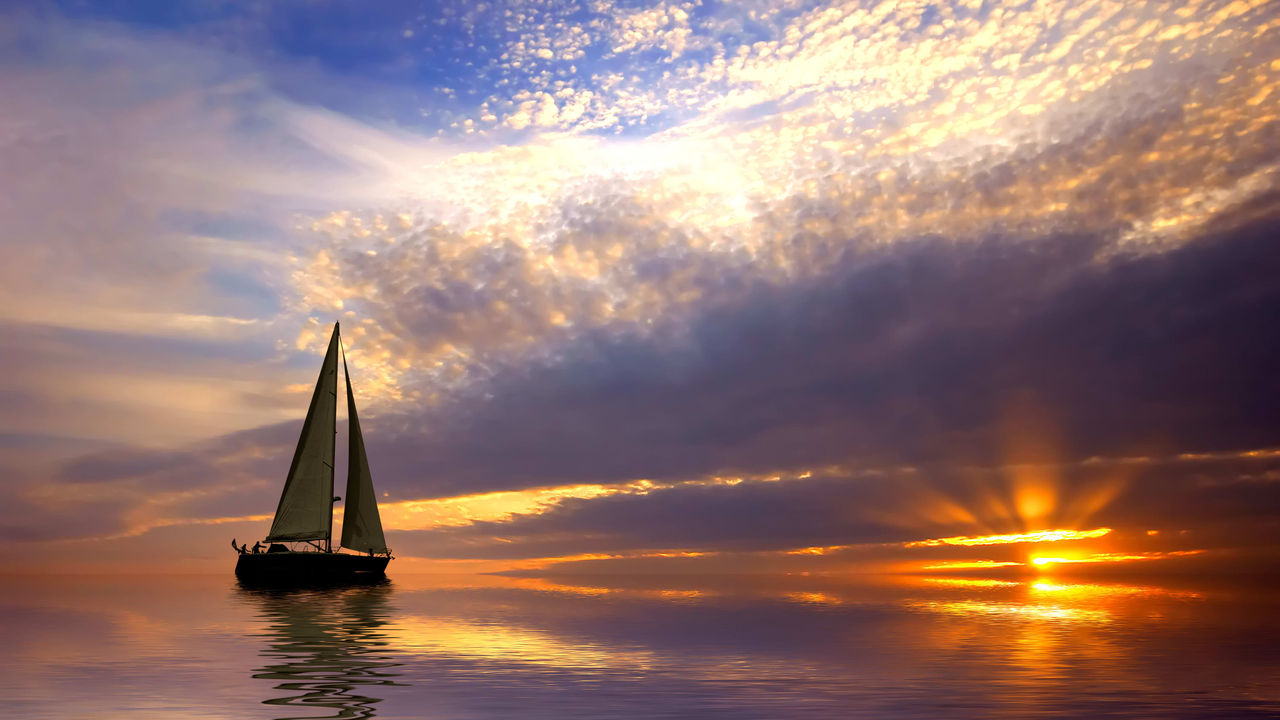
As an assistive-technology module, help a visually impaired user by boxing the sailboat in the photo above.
[235,323,392,582]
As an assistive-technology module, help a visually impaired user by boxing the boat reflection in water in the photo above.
[236,579,403,719]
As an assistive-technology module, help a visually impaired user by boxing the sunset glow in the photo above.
[1031,550,1206,568]
[907,528,1113,548]
[1029,581,1204,600]
[0,0,1276,582]
[921,560,1027,571]
[4,2,1280,718]
[786,545,853,556]
[904,599,1113,624]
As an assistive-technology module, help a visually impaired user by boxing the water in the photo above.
[1,573,1276,719]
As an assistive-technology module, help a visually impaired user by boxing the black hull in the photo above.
[235,551,389,586]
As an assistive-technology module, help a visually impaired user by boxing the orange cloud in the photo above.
[906,528,1113,548]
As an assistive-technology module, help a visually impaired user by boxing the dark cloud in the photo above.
[359,202,1280,499]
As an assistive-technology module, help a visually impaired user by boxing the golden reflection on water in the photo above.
[895,575,1216,634]
[226,572,1259,719]
[1,573,1274,719]
[1029,580,1204,600]
[435,572,1223,644]
[414,574,719,603]
[892,575,1157,692]
[917,577,1022,589]
[745,573,1215,628]
[783,591,848,606]
[904,598,1112,623]
[383,615,656,670]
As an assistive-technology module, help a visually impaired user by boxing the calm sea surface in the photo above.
[1,572,1276,719]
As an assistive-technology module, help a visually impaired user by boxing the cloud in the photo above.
[2,2,1279,573]
[0,11,467,335]
[0,14,462,446]
[9,199,1279,565]
[383,447,1280,573]
[291,0,1280,415]
[330,202,1279,499]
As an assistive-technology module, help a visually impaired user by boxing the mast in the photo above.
[327,326,337,553]
[265,323,340,545]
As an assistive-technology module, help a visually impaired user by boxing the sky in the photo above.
[1,0,1278,575]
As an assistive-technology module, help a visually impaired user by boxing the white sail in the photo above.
[340,348,388,554]
[266,325,339,543]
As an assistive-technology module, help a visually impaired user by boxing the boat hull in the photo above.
[235,551,389,585]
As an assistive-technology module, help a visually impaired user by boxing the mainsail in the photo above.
[340,348,388,554]
[266,325,339,543]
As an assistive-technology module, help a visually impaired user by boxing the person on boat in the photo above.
[231,538,245,554]
[252,541,263,554]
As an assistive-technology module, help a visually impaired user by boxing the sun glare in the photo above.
[906,527,1112,548]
